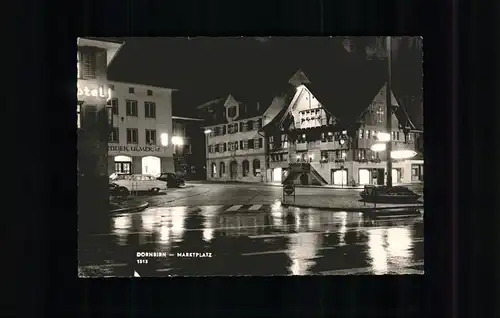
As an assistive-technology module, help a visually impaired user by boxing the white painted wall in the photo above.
[108,81,174,163]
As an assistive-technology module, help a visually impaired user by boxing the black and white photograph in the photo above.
[77,36,424,277]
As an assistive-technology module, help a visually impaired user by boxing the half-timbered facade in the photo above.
[261,69,423,186]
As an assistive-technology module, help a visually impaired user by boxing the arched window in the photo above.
[219,162,225,177]
[242,160,250,177]
[211,163,217,177]
[253,159,261,176]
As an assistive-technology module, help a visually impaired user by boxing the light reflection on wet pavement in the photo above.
[79,203,424,277]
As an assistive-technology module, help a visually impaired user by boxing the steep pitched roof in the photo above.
[196,92,274,126]
[262,67,417,132]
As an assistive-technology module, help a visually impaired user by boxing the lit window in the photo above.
[211,163,217,177]
[376,106,384,123]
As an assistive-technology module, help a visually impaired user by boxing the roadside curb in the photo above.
[280,201,424,212]
[187,181,423,190]
[109,201,149,213]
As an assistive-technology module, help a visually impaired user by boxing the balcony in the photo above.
[391,140,416,151]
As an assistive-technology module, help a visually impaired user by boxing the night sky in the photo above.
[107,37,422,123]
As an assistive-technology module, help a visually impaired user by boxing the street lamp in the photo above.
[371,143,387,152]
[171,136,184,146]
[160,133,169,146]
[375,132,391,142]
[391,150,417,160]
[341,152,347,188]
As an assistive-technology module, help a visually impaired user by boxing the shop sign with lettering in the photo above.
[109,145,163,153]
[77,80,110,100]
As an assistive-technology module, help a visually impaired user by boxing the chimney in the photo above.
[257,102,260,110]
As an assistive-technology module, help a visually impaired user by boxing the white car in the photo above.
[111,174,167,194]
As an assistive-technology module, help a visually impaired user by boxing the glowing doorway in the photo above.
[332,170,347,185]
[114,155,132,174]
[358,169,370,185]
[272,168,282,183]
[142,156,161,177]
[391,169,400,184]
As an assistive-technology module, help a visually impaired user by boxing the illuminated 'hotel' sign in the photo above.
[77,85,110,99]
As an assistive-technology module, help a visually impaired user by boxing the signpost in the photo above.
[283,184,295,203]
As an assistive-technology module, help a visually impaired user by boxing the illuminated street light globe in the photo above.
[160,133,169,146]
[370,143,386,152]
[390,150,417,160]
[375,132,391,142]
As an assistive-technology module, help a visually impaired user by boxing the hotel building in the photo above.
[261,69,423,186]
[106,81,176,176]
[77,37,124,216]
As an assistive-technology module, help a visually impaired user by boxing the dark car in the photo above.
[109,182,129,199]
[157,172,185,188]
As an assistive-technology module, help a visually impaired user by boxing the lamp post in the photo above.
[341,152,346,188]
[204,129,212,179]
[385,36,393,187]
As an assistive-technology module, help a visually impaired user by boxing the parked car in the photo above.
[111,174,167,194]
[157,172,185,188]
[109,182,130,199]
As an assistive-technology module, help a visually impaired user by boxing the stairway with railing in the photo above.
[282,163,328,186]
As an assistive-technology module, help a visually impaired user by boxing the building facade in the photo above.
[106,81,175,176]
[172,115,205,180]
[262,70,423,186]
[198,95,268,182]
[77,38,124,219]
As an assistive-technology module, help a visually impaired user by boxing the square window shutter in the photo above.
[259,138,263,148]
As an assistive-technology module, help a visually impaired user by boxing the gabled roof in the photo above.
[262,67,418,132]
[197,91,275,126]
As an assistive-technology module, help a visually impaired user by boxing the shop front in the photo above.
[108,144,174,176]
